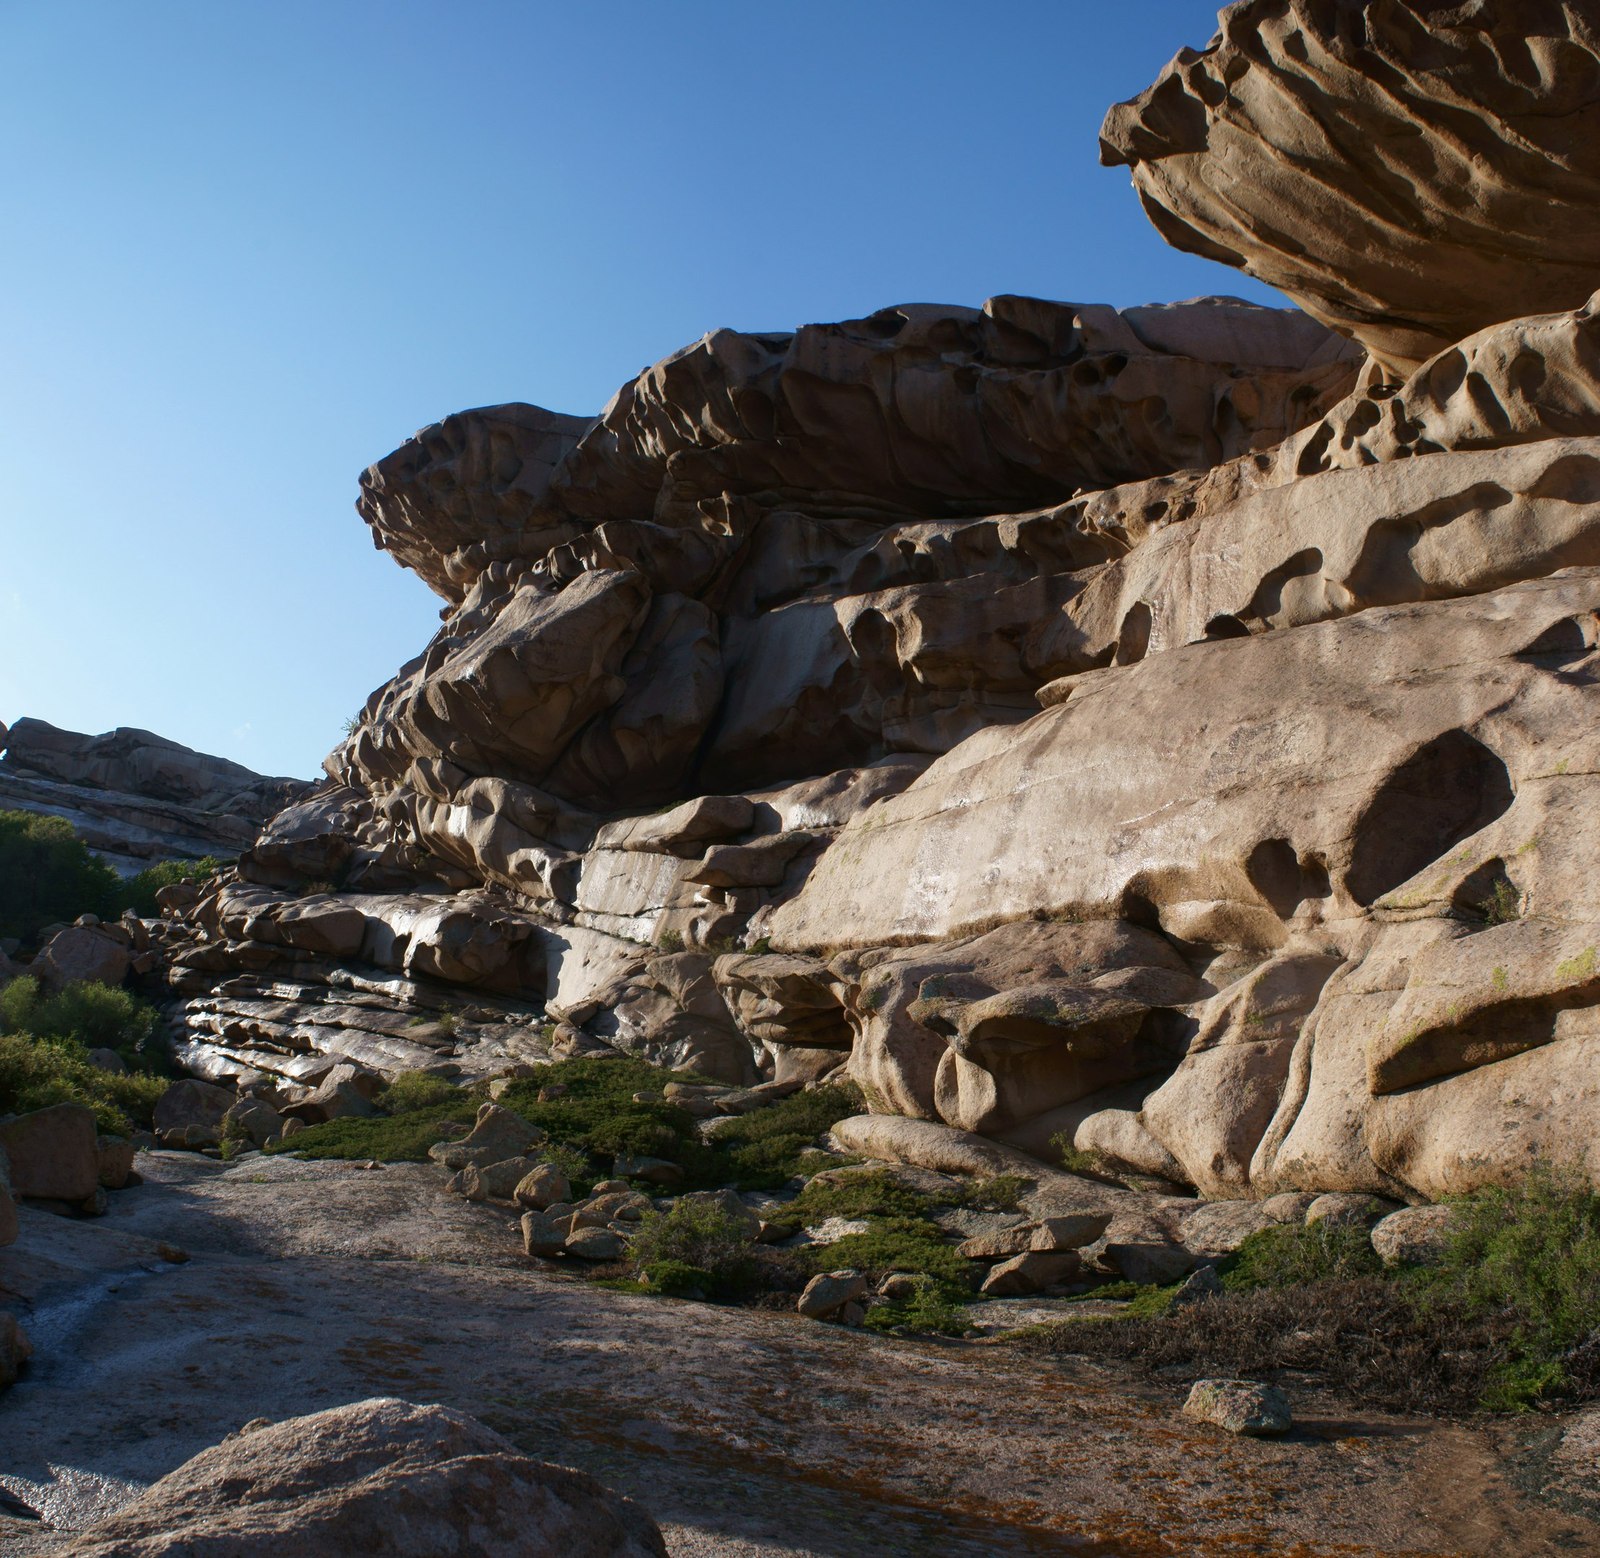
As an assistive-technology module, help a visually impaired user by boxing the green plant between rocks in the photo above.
[630,1198,761,1300]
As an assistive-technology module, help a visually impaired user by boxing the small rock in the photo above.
[449,1156,542,1203]
[1029,1212,1114,1253]
[589,1178,631,1196]
[536,1084,569,1102]
[279,1116,307,1139]
[86,1048,128,1075]
[877,1273,926,1301]
[839,1301,866,1327]
[1183,1378,1292,1437]
[1169,1265,1225,1308]
[573,1190,654,1227]
[521,1211,568,1258]
[96,1134,137,1190]
[798,1216,872,1246]
[1258,1191,1319,1224]
[155,1243,189,1264]
[565,1226,628,1261]
[223,1098,285,1150]
[958,1225,1035,1261]
[1305,1192,1398,1228]
[797,1271,868,1319]
[980,1250,1080,1297]
[1371,1204,1455,1267]
[513,1163,572,1212]
[1178,1201,1277,1259]
[614,1154,684,1186]
[1099,1219,1195,1286]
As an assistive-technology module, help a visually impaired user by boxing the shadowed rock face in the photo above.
[1100,0,1600,374]
[151,2,1600,1202]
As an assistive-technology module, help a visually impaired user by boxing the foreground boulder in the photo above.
[58,1396,666,1557]
[0,1103,101,1205]
[1182,1379,1292,1439]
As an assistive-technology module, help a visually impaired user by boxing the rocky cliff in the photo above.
[155,0,1600,1202]
[0,718,309,875]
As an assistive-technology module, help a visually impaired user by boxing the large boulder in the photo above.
[32,925,131,991]
[0,1103,101,1203]
[57,1396,666,1556]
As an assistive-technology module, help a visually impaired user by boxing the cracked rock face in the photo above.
[151,0,1600,1202]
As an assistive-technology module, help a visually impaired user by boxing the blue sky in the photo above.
[0,1,1277,780]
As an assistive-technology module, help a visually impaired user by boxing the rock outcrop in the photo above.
[56,1396,666,1556]
[0,718,309,874]
[154,0,1600,1204]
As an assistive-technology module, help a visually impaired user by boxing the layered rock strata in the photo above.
[0,718,309,874]
[159,0,1600,1203]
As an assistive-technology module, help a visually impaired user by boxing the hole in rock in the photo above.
[1345,731,1514,907]
[1246,838,1331,920]
[861,311,906,340]
[1114,602,1152,666]
[1204,614,1251,640]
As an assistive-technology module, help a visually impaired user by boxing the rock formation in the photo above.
[0,718,309,875]
[154,0,1600,1203]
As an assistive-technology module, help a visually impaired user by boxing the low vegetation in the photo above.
[0,808,220,943]
[1031,1165,1600,1415]
[0,976,168,1134]
[631,1199,761,1300]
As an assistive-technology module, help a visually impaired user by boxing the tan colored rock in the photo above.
[980,1249,1079,1296]
[56,1396,666,1556]
[797,1271,868,1319]
[95,1134,137,1190]
[1101,0,1600,374]
[1029,1213,1113,1253]
[32,924,131,990]
[564,1226,627,1261]
[0,1103,101,1203]
[521,1211,568,1258]
[958,1226,1035,1261]
[429,1104,545,1171]
[1371,1204,1455,1268]
[513,1163,571,1211]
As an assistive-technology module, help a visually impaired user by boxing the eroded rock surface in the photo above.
[151,1,1600,1208]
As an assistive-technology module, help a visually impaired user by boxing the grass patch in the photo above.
[0,977,168,1134]
[699,1082,863,1189]
[630,1199,761,1301]
[1028,1164,1600,1415]
[864,1277,969,1337]
[804,1217,975,1297]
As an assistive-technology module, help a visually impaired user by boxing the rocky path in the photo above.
[2,1155,1598,1557]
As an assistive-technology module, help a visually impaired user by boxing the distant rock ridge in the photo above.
[148,0,1600,1200]
[0,717,310,875]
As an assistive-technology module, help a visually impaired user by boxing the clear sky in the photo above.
[0,1,1278,780]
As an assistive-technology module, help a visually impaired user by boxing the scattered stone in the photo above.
[428,1103,545,1171]
[521,1211,568,1258]
[572,1190,653,1227]
[1183,1379,1292,1438]
[1371,1204,1455,1268]
[1169,1265,1224,1308]
[614,1153,684,1186]
[565,1226,628,1261]
[1258,1192,1319,1225]
[513,1163,572,1212]
[1030,1212,1114,1253]
[448,1156,542,1203]
[223,1099,285,1149]
[96,1134,137,1189]
[1098,1219,1195,1286]
[154,1079,236,1139]
[958,1225,1036,1261]
[839,1301,866,1327]
[797,1271,868,1319]
[980,1250,1080,1297]
[51,1396,668,1556]
[1305,1193,1398,1229]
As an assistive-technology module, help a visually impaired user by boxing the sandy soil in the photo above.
[3,1152,1598,1557]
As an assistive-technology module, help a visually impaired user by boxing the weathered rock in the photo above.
[513,1163,572,1211]
[1029,1213,1114,1253]
[32,924,131,990]
[1097,1216,1195,1287]
[565,1226,627,1261]
[1101,0,1600,375]
[95,1134,137,1190]
[1169,1265,1225,1309]
[1371,1204,1456,1269]
[1305,1193,1397,1229]
[613,1154,683,1187]
[797,1271,869,1319]
[56,1396,666,1556]
[1182,1378,1292,1438]
[958,1226,1036,1261]
[154,1079,236,1137]
[521,1211,568,1258]
[980,1250,1080,1297]
[429,1103,545,1170]
[0,1103,101,1203]
[449,1156,543,1203]
[222,1099,284,1149]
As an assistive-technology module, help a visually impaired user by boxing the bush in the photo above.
[377,1070,464,1115]
[806,1217,975,1297]
[863,1276,969,1337]
[0,979,169,1136]
[1422,1164,1600,1409]
[0,810,121,942]
[631,1199,760,1300]
[702,1082,863,1190]
[116,857,221,918]
[1222,1221,1382,1290]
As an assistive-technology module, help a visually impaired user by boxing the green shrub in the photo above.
[630,1199,760,1300]
[955,1173,1028,1212]
[761,1168,942,1234]
[806,1216,975,1297]
[377,1070,464,1114]
[1421,1165,1600,1409]
[863,1276,969,1337]
[0,811,121,942]
[1222,1221,1382,1291]
[0,975,168,1134]
[116,857,221,918]
[702,1082,863,1190]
